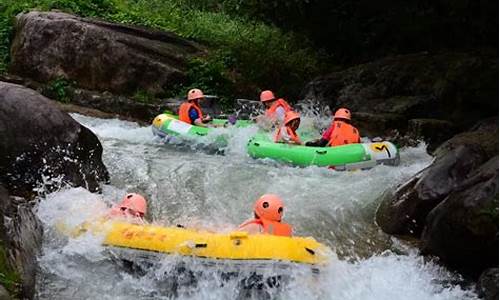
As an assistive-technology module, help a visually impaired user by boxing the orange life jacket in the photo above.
[238,218,292,237]
[328,120,361,147]
[274,126,301,144]
[179,102,203,124]
[265,98,292,119]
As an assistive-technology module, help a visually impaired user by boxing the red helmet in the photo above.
[334,108,351,120]
[260,90,275,102]
[119,193,147,217]
[187,88,204,101]
[254,194,284,222]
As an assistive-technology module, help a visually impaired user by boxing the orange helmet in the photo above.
[284,111,300,125]
[120,193,147,217]
[334,108,351,120]
[260,90,275,102]
[254,194,284,222]
[187,88,204,101]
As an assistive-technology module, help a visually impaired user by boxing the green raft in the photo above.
[151,113,252,139]
[247,133,399,169]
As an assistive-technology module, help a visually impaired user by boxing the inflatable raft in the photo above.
[247,133,399,169]
[72,221,330,265]
[151,113,252,139]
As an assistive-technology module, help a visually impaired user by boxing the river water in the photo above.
[34,114,479,299]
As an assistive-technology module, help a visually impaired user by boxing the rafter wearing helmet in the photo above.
[179,88,213,126]
[238,194,293,237]
[305,107,361,147]
[274,111,302,145]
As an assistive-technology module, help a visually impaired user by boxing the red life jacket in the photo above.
[179,102,203,124]
[238,218,292,237]
[265,98,292,119]
[274,126,301,144]
[328,120,361,147]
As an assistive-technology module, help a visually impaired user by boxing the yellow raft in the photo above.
[72,221,330,265]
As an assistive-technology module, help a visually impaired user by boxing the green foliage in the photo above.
[167,52,234,108]
[0,242,20,297]
[0,18,10,73]
[43,77,74,103]
[480,194,499,222]
[0,0,322,103]
[132,89,156,104]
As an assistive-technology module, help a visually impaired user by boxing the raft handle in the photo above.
[305,247,315,255]
[195,243,207,248]
[315,150,327,155]
[195,132,206,136]
[253,142,260,147]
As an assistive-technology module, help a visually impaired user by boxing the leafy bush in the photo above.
[42,77,74,103]
[133,89,156,104]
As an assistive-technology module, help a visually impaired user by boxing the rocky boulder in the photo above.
[301,51,498,143]
[0,285,10,300]
[0,81,109,198]
[376,119,498,236]
[10,11,203,97]
[478,268,499,300]
[376,118,498,234]
[376,118,498,276]
[375,145,489,236]
[0,185,42,299]
[420,155,498,275]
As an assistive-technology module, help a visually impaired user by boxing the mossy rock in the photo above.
[0,243,20,298]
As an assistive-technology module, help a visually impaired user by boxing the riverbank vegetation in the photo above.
[0,0,323,101]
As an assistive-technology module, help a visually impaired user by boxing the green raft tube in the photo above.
[247,133,400,170]
[151,113,253,139]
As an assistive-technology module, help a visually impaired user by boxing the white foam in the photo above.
[34,115,477,299]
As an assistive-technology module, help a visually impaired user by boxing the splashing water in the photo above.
[34,114,478,299]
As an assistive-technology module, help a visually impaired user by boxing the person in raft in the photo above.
[107,193,147,224]
[178,88,213,126]
[257,90,293,125]
[305,107,361,147]
[274,111,302,145]
[238,194,293,237]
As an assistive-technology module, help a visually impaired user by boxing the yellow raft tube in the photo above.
[70,221,331,265]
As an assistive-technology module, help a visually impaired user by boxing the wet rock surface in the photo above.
[420,155,498,275]
[301,51,498,144]
[0,81,113,299]
[0,81,109,197]
[375,145,488,236]
[477,268,499,300]
[0,186,42,299]
[10,11,203,97]
[0,285,10,300]
[376,118,498,276]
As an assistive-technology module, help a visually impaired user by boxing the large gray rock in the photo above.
[0,185,42,299]
[0,81,109,197]
[375,119,498,236]
[0,285,9,300]
[10,11,202,96]
[478,268,499,300]
[420,156,498,275]
[376,145,486,235]
[301,51,498,141]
